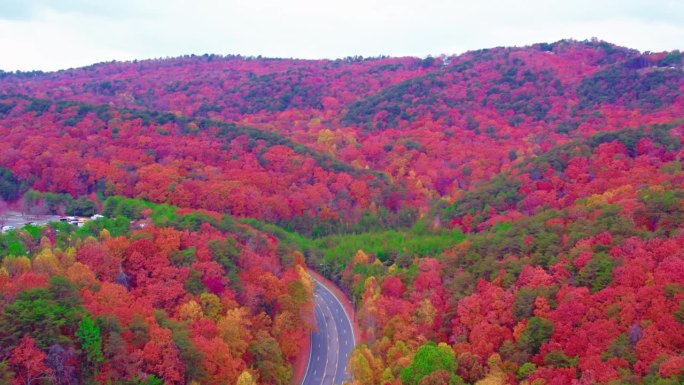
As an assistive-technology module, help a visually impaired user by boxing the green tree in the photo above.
[0,167,20,202]
[544,350,577,368]
[0,361,14,385]
[576,252,614,293]
[248,330,291,385]
[400,343,460,385]
[183,269,206,295]
[602,333,636,365]
[0,288,75,354]
[42,192,73,214]
[80,216,130,237]
[48,276,82,308]
[127,314,149,349]
[517,362,536,379]
[22,190,42,215]
[76,314,104,371]
[513,287,540,321]
[518,317,554,355]
[102,196,146,220]
[674,300,684,324]
[208,238,240,269]
[142,375,163,385]
[66,196,97,217]
[154,310,206,382]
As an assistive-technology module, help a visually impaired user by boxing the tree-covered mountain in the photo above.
[0,39,682,385]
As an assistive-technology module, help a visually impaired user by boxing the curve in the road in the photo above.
[302,276,356,385]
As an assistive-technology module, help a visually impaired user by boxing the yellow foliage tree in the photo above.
[178,300,204,322]
[272,310,303,359]
[386,339,411,376]
[218,307,252,357]
[359,276,380,343]
[39,236,52,250]
[316,128,337,154]
[2,256,31,278]
[349,349,374,385]
[32,248,63,276]
[235,370,256,385]
[475,354,507,385]
[65,262,97,287]
[348,345,384,385]
[58,247,77,268]
[353,250,370,265]
[200,292,223,321]
[282,265,314,328]
[0,267,9,291]
[413,299,436,329]
[99,228,111,240]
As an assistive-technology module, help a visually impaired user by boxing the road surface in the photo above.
[302,276,356,385]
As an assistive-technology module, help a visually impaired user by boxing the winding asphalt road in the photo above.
[302,276,356,385]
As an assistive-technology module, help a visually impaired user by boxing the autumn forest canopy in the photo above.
[0,39,682,385]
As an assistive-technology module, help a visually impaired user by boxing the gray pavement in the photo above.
[302,277,356,385]
[0,211,62,231]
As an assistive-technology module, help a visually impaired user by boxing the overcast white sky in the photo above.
[0,0,682,72]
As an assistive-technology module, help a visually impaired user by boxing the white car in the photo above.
[2,225,16,233]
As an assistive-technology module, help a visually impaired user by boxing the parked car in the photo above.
[2,225,16,233]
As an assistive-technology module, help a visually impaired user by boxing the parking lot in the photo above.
[0,211,63,232]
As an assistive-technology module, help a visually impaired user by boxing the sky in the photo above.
[0,0,682,72]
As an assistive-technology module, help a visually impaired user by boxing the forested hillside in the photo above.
[337,124,684,385]
[0,39,682,385]
[0,199,313,384]
[1,40,681,202]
